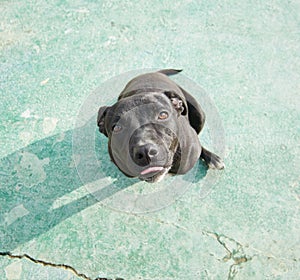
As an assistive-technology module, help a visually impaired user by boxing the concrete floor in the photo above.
[1,0,299,279]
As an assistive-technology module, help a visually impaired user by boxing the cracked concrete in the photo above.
[1,0,300,279]
[203,231,253,280]
[0,251,91,280]
[0,252,124,280]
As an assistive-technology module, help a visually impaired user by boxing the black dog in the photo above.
[97,69,224,183]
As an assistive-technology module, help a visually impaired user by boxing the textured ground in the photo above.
[0,0,299,279]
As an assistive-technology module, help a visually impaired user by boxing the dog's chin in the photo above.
[139,167,171,183]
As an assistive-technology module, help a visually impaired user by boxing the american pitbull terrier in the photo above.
[97,69,224,183]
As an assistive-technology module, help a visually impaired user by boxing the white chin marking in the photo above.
[154,167,171,183]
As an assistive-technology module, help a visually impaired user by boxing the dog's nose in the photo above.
[133,144,159,166]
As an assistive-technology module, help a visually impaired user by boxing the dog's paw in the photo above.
[207,153,225,170]
[200,147,225,170]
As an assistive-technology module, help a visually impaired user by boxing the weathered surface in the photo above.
[1,0,299,279]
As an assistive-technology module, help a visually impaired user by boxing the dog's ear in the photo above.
[178,86,206,134]
[97,106,109,137]
[163,91,188,115]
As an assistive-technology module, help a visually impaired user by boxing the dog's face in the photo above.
[98,92,185,182]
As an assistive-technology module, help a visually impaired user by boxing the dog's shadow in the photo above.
[0,117,207,252]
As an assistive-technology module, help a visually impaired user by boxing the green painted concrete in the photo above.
[1,0,299,279]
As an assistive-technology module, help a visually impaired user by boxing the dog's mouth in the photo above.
[139,166,171,183]
[140,166,164,175]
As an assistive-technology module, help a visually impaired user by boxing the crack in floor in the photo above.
[0,251,124,280]
[203,231,253,280]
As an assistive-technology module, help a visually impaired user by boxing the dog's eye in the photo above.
[158,111,169,120]
[112,124,122,133]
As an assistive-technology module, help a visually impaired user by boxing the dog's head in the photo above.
[97,91,187,182]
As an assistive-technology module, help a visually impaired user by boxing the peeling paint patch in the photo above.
[5,260,22,280]
[55,132,65,143]
[40,78,50,86]
[4,204,30,226]
[69,154,81,168]
[50,186,88,211]
[14,152,50,188]
[20,109,39,119]
[19,131,33,145]
[20,109,32,119]
[43,117,58,135]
